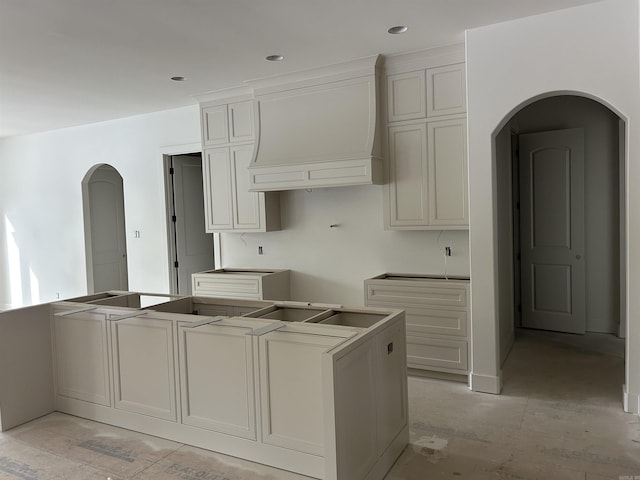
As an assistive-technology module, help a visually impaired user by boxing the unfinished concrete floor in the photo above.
[0,329,638,480]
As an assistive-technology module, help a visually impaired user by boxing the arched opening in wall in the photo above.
[494,94,626,405]
[82,164,129,293]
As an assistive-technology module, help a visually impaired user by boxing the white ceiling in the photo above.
[0,0,601,138]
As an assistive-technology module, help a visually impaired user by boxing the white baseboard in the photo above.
[623,384,640,414]
[470,372,502,394]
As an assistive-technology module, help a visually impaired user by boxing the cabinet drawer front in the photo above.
[192,275,262,299]
[406,336,468,372]
[366,281,468,308]
[406,308,467,337]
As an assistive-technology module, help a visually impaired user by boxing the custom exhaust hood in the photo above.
[246,55,383,191]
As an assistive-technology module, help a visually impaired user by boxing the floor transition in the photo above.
[0,329,638,480]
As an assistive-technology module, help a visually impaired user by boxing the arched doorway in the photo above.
[82,164,128,293]
[493,94,626,402]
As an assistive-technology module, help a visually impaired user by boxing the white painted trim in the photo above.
[159,142,201,156]
[247,55,380,93]
[159,142,203,295]
[383,43,465,74]
[213,233,222,270]
[193,86,254,105]
[623,384,640,414]
[469,372,502,394]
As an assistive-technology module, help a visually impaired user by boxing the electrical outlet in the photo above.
[445,246,452,257]
[258,246,263,255]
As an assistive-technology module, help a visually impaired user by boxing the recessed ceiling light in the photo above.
[266,55,284,62]
[171,76,186,81]
[388,26,408,34]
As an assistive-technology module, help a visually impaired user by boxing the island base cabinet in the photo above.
[323,320,408,480]
[111,315,177,422]
[52,309,112,407]
[41,297,408,480]
[259,328,351,456]
[178,322,257,440]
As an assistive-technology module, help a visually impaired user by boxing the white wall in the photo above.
[0,105,200,308]
[466,0,640,412]
[219,186,470,307]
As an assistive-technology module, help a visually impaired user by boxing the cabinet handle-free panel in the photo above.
[179,323,256,440]
[111,317,177,421]
[203,148,233,231]
[259,330,346,456]
[388,123,429,227]
[54,312,111,406]
[406,336,468,372]
[427,119,468,225]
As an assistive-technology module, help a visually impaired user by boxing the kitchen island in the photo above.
[0,292,408,480]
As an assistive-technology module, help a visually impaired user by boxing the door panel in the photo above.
[203,148,233,230]
[520,128,585,334]
[171,155,214,295]
[231,144,262,230]
[87,165,128,292]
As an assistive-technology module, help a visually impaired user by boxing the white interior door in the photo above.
[170,155,214,295]
[85,165,128,293]
[519,128,585,334]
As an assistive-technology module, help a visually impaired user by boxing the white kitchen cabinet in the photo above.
[387,117,468,229]
[365,274,470,376]
[426,63,467,118]
[202,104,229,147]
[387,70,426,122]
[51,306,112,407]
[387,63,465,122]
[111,313,177,421]
[203,147,233,230]
[388,123,429,227]
[258,326,352,456]
[384,52,468,230]
[37,293,408,480]
[228,100,255,143]
[202,145,280,232]
[192,268,290,301]
[427,117,468,226]
[202,100,255,147]
[178,318,261,440]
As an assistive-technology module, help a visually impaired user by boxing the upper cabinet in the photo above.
[426,64,467,118]
[198,96,280,233]
[384,51,468,230]
[202,100,255,147]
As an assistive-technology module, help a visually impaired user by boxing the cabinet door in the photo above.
[387,71,426,122]
[228,101,255,143]
[202,105,229,146]
[258,330,347,456]
[426,64,466,117]
[179,323,257,439]
[427,118,468,226]
[388,123,429,227]
[230,144,264,230]
[53,312,111,406]
[111,316,177,421]
[203,148,233,231]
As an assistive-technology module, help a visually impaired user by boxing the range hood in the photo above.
[247,56,383,191]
